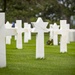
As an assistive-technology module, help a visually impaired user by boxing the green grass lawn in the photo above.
[0,33,75,75]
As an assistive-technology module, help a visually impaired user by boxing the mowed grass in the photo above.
[0,33,75,75]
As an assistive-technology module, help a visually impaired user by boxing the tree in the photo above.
[4,0,75,23]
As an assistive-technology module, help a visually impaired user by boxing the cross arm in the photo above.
[5,28,17,36]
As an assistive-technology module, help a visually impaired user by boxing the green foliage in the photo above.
[1,0,75,25]
[30,17,37,22]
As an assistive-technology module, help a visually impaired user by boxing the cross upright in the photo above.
[32,17,48,58]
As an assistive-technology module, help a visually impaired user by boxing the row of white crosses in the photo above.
[5,20,24,49]
[5,22,32,46]
[5,18,75,54]
[6,18,48,59]
[49,20,70,53]
[0,12,75,68]
[49,20,75,53]
[0,13,26,67]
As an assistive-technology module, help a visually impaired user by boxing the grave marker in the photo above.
[16,20,23,49]
[53,23,59,45]
[59,20,69,53]
[0,13,17,67]
[5,21,12,44]
[24,23,31,43]
[32,17,48,58]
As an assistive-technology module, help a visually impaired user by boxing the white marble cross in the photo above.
[24,23,31,43]
[32,17,48,58]
[0,13,17,67]
[5,21,12,44]
[16,20,23,49]
[52,23,59,45]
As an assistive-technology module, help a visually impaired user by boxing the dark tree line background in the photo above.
[0,0,75,24]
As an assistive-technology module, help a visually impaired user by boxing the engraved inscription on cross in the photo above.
[32,17,48,58]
